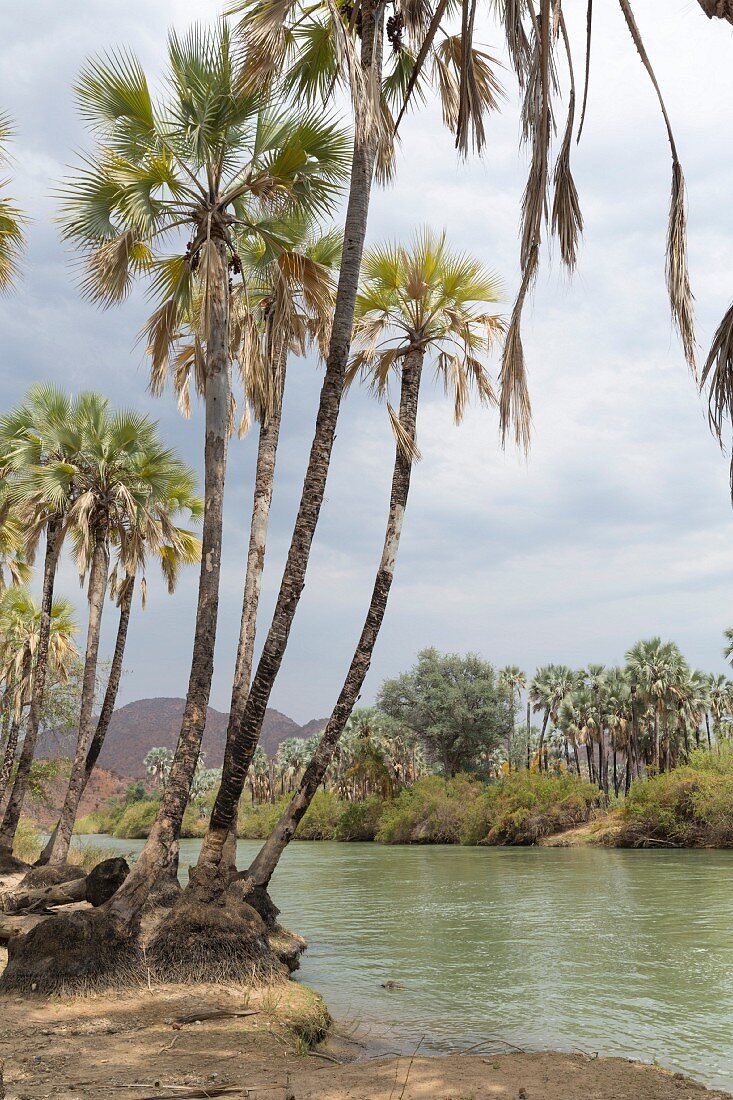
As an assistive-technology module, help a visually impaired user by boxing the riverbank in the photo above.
[0,977,730,1099]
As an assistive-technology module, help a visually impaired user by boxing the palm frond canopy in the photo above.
[58,23,351,393]
[348,227,503,423]
[0,112,27,294]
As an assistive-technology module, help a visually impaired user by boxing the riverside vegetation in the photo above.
[1,2,733,1096]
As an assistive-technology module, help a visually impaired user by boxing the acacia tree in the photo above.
[242,230,504,893]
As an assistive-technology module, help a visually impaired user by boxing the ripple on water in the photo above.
[72,836,733,1092]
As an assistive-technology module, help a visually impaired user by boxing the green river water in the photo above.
[75,836,733,1091]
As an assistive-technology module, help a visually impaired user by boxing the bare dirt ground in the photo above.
[0,977,729,1100]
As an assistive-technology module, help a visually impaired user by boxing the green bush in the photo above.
[237,798,289,839]
[376,775,483,844]
[112,799,160,839]
[12,817,41,862]
[617,768,733,847]
[460,771,599,845]
[337,795,384,840]
[296,790,343,840]
[75,801,124,835]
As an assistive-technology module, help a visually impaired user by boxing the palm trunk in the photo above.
[537,709,550,771]
[106,238,230,922]
[247,348,423,889]
[191,7,386,893]
[705,712,712,749]
[526,701,531,769]
[572,741,581,776]
[221,351,287,871]
[39,575,133,864]
[0,716,20,806]
[43,532,109,864]
[0,518,62,856]
[653,707,660,773]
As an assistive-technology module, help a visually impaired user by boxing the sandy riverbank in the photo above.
[0,976,729,1100]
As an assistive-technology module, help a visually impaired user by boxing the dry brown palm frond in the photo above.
[457,0,481,155]
[577,0,593,142]
[324,0,381,141]
[375,96,398,186]
[617,0,696,374]
[701,301,733,446]
[388,402,422,462]
[198,238,227,346]
[551,16,583,271]
[240,0,299,89]
[142,298,179,395]
[80,231,146,304]
[434,35,504,156]
[503,0,532,86]
[499,262,534,451]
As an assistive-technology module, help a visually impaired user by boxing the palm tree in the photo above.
[57,23,350,914]
[498,665,526,771]
[145,747,174,789]
[243,229,503,893]
[0,114,26,294]
[0,589,77,803]
[0,386,84,860]
[0,486,31,592]
[39,426,202,865]
[625,638,686,773]
[557,685,598,784]
[707,674,730,745]
[530,665,578,774]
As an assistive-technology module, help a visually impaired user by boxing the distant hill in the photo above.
[38,698,329,779]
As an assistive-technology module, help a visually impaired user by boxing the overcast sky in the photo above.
[1,1,732,723]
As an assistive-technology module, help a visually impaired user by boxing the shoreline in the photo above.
[0,976,729,1099]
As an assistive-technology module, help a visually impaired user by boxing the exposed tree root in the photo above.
[146,890,286,986]
[0,906,144,995]
[230,878,281,930]
[143,868,182,912]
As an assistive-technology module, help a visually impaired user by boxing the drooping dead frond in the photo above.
[701,300,733,446]
[240,0,300,89]
[198,238,228,346]
[577,0,593,142]
[434,36,504,155]
[499,265,534,451]
[503,0,532,86]
[456,0,481,155]
[617,0,696,373]
[324,0,381,140]
[388,401,422,462]
[142,298,179,395]
[375,96,398,186]
[551,17,583,270]
[80,231,147,304]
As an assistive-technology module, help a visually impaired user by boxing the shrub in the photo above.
[376,775,483,844]
[296,791,343,840]
[13,817,41,862]
[237,799,289,839]
[337,795,384,840]
[617,768,733,847]
[75,801,124,835]
[460,772,599,845]
[112,799,159,839]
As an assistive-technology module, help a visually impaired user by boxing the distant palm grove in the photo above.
[0,0,732,1005]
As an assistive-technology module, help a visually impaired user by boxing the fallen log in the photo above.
[0,876,87,914]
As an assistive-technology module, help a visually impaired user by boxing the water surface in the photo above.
[77,836,733,1091]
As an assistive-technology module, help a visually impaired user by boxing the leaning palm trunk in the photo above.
[43,533,109,864]
[247,349,422,890]
[0,716,21,806]
[0,519,62,858]
[221,354,287,872]
[38,575,133,864]
[190,7,386,896]
[104,239,231,921]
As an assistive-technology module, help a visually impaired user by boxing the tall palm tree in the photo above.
[0,589,77,803]
[498,665,525,771]
[530,665,578,773]
[0,113,26,294]
[241,229,503,894]
[57,23,350,914]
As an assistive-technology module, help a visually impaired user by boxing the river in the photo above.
[75,836,733,1091]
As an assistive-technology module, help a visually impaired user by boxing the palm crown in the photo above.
[348,228,503,422]
[57,23,351,385]
[0,113,26,293]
